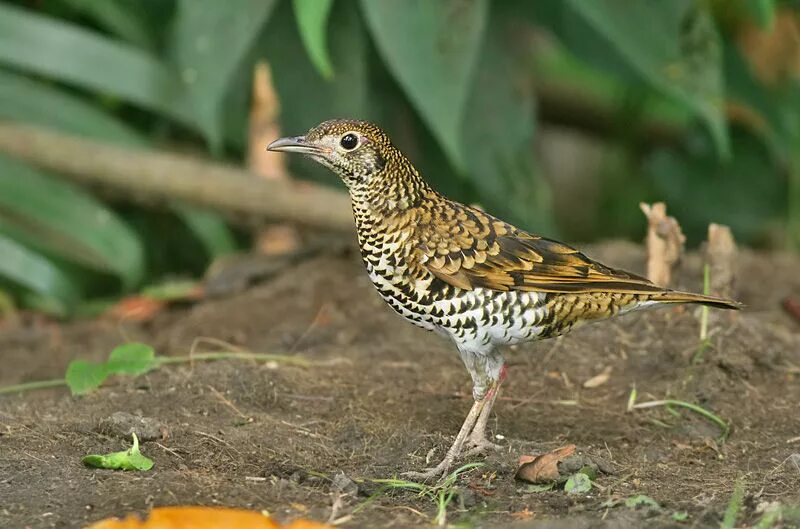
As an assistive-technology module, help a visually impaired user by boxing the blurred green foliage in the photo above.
[0,0,797,315]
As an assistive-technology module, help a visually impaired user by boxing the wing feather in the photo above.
[417,203,662,295]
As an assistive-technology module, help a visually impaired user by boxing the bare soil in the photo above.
[1,241,799,529]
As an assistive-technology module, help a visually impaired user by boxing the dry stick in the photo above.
[639,202,685,287]
[706,223,737,300]
[0,121,354,232]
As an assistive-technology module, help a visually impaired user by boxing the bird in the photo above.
[267,119,742,481]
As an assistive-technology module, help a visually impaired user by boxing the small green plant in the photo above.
[82,433,153,471]
[721,478,746,529]
[693,263,713,364]
[357,463,483,526]
[0,341,310,396]
[624,495,661,509]
[564,472,592,495]
[626,387,730,442]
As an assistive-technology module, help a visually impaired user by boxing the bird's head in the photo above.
[267,119,407,192]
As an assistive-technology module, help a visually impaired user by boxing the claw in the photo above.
[463,437,503,458]
[401,463,451,483]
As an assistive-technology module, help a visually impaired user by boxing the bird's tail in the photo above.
[650,291,743,310]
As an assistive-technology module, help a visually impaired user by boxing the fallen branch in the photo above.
[0,121,354,232]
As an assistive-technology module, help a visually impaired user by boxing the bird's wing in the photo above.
[416,203,663,294]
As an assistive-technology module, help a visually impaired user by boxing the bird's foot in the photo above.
[463,435,503,457]
[401,457,455,483]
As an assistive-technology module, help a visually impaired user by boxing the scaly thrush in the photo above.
[268,119,741,480]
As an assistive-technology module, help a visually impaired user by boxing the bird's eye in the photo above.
[340,133,358,150]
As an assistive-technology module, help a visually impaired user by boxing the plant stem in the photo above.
[0,378,66,395]
[156,351,310,367]
[632,399,730,440]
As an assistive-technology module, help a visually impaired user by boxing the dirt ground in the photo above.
[1,241,799,529]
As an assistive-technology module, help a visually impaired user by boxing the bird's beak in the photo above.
[267,136,323,155]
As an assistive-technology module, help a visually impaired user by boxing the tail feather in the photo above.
[651,291,743,310]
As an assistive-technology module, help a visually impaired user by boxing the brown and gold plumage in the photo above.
[268,119,741,480]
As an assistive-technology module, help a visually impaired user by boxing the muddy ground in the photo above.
[1,241,799,529]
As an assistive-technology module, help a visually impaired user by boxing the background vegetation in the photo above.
[0,0,798,315]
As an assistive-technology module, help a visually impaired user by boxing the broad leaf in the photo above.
[0,234,79,313]
[107,342,157,376]
[564,0,729,157]
[169,0,277,152]
[169,203,237,258]
[0,3,194,127]
[360,0,488,171]
[260,0,370,180]
[293,0,335,79]
[744,0,776,29]
[0,71,235,263]
[0,70,146,146]
[0,156,145,289]
[460,11,554,232]
[65,360,109,395]
[55,0,156,49]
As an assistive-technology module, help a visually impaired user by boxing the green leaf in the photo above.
[169,203,237,258]
[564,0,729,157]
[0,71,235,260]
[672,511,689,522]
[460,11,553,232]
[293,0,335,79]
[106,342,157,376]
[82,433,154,471]
[141,278,199,301]
[65,360,109,395]
[259,0,370,178]
[169,0,277,152]
[0,3,194,128]
[0,70,147,146]
[0,234,79,314]
[0,155,145,289]
[524,483,555,493]
[360,0,489,171]
[55,0,156,49]
[624,494,661,509]
[564,473,592,495]
[645,132,783,245]
[744,0,775,29]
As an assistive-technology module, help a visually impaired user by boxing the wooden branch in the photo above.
[0,121,354,232]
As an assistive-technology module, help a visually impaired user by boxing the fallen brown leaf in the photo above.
[583,366,612,388]
[106,297,166,322]
[515,444,576,483]
[84,506,334,529]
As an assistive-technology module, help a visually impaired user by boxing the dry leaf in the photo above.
[84,506,334,529]
[583,367,612,389]
[515,444,576,483]
[106,297,166,322]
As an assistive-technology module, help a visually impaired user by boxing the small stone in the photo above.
[331,471,358,496]
[97,412,167,441]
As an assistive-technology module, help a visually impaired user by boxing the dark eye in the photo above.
[340,133,358,150]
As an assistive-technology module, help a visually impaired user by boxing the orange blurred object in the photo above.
[85,506,334,529]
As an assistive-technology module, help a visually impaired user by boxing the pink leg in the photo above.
[464,364,507,455]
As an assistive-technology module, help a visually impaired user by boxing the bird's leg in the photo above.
[464,364,507,455]
[402,396,486,482]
